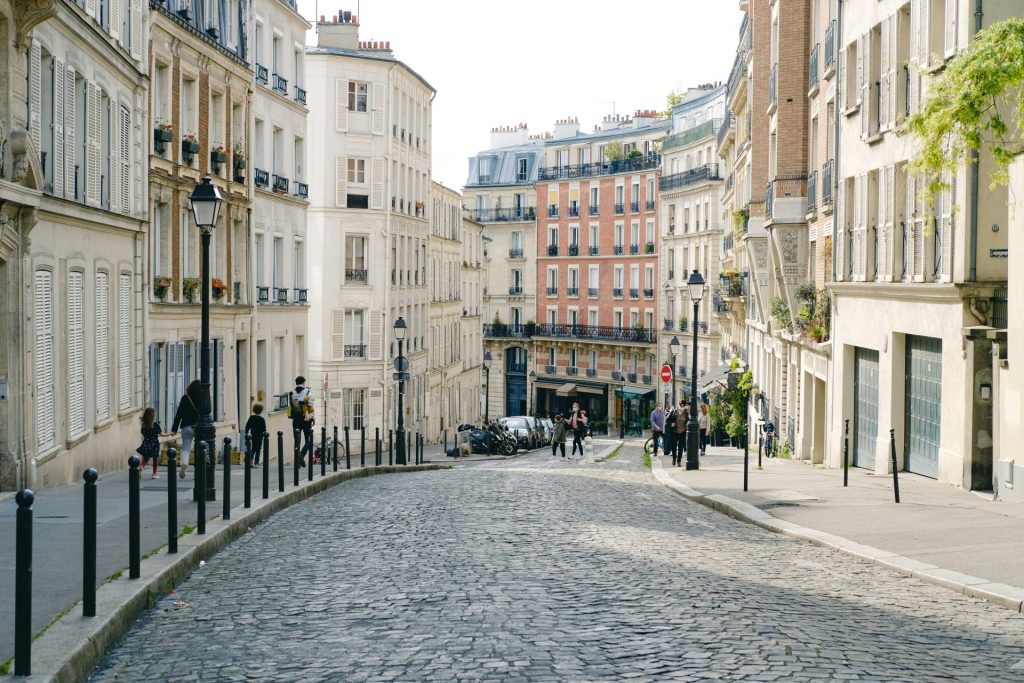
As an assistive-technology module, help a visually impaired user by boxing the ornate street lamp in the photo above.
[686,270,705,471]
[394,317,407,465]
[669,336,680,408]
[189,176,222,501]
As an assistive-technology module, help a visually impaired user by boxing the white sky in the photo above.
[296,0,743,191]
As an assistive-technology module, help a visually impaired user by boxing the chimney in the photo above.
[552,116,580,140]
[317,9,360,50]
[489,122,530,148]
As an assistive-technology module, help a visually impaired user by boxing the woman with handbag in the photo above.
[170,380,203,479]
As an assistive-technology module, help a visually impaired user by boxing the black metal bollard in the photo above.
[417,433,422,465]
[128,455,141,579]
[444,429,447,458]
[222,437,232,520]
[293,429,300,487]
[244,435,252,509]
[407,434,413,465]
[743,430,749,492]
[361,427,366,468]
[307,430,314,482]
[83,470,98,617]
[345,426,352,469]
[321,426,327,477]
[14,489,34,676]
[196,442,207,534]
[263,432,270,499]
[333,425,339,472]
[890,428,901,503]
[843,419,850,487]
[375,428,381,466]
[757,436,762,469]
[277,431,285,492]
[388,429,393,466]
[167,448,178,554]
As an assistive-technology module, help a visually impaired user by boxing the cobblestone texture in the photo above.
[89,447,1024,682]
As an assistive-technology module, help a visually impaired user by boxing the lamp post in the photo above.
[394,317,407,465]
[189,176,223,501]
[529,370,536,417]
[669,336,680,408]
[685,270,704,471]
[619,374,626,439]
[482,351,492,424]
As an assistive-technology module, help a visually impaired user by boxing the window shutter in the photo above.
[216,340,225,421]
[96,271,110,422]
[335,156,347,208]
[85,0,97,19]
[110,102,121,213]
[87,83,102,205]
[118,273,132,410]
[29,43,41,157]
[370,157,384,210]
[331,309,344,360]
[884,165,895,279]
[940,173,955,281]
[888,14,899,126]
[859,35,869,138]
[838,46,847,108]
[120,105,131,214]
[368,309,382,360]
[944,0,958,57]
[916,0,930,67]
[879,18,890,131]
[34,270,55,451]
[855,35,864,106]
[68,271,86,436]
[130,0,143,60]
[914,176,928,280]
[335,79,348,132]
[371,81,385,135]
[64,66,76,198]
[836,180,846,280]
[53,59,65,198]
[109,0,121,41]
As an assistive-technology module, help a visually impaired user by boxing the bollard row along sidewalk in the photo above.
[651,445,1024,612]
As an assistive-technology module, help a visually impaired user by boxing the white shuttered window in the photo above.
[68,271,86,437]
[118,273,132,410]
[96,272,110,422]
[35,270,56,451]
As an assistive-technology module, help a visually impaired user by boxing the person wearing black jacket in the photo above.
[170,380,203,479]
[244,403,267,466]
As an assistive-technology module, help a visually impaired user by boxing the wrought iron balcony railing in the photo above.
[568,244,579,256]
[768,63,778,110]
[344,344,366,358]
[534,323,656,344]
[566,367,578,376]
[294,181,308,198]
[588,204,600,216]
[273,73,288,94]
[807,171,818,213]
[659,163,720,192]
[536,154,661,181]
[272,174,289,192]
[547,245,558,256]
[613,245,624,255]
[509,248,524,258]
[613,287,624,297]
[643,288,654,298]
[508,286,524,295]
[568,204,580,217]
[254,168,269,187]
[256,64,268,84]
[629,244,640,255]
[468,207,536,222]
[629,288,640,299]
[294,85,307,105]
[548,205,559,218]
[614,203,625,215]
[588,287,599,298]
[822,159,834,207]
[630,201,639,213]
[824,20,836,72]
[546,286,558,296]
[588,246,599,256]
[567,287,579,297]
[345,269,368,282]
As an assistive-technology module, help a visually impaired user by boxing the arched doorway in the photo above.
[505,347,527,416]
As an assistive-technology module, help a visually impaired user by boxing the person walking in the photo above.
[551,414,567,458]
[289,376,315,466]
[672,401,688,466]
[136,407,169,479]
[699,403,710,457]
[567,402,588,457]
[170,380,203,479]
[664,404,679,464]
[649,404,665,458]
[245,403,267,466]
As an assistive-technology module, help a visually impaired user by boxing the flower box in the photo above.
[155,127,173,143]
[211,149,227,164]
[182,277,200,303]
[153,275,172,300]
[181,139,199,156]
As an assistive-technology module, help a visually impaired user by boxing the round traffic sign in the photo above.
[393,356,409,372]
[660,364,673,383]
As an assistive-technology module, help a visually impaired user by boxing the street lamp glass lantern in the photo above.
[669,336,680,353]
[483,351,492,369]
[686,270,705,303]
[189,176,223,230]
[393,316,407,341]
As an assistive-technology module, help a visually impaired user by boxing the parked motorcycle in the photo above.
[451,422,516,456]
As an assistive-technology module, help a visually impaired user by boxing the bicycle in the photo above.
[643,434,665,456]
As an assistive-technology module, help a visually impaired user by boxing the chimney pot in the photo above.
[319,14,325,21]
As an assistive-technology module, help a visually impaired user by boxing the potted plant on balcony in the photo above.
[644,241,655,254]
[632,323,647,341]
[232,145,246,182]
[182,277,201,303]
[211,277,225,301]
[154,121,173,155]
[153,275,172,301]
[181,132,199,162]
[679,315,688,331]
[524,319,536,336]
[177,5,192,20]
[210,144,227,172]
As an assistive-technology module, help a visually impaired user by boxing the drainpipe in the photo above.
[968,0,983,282]
[832,0,843,283]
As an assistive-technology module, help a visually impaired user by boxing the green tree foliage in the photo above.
[604,141,624,162]
[904,18,1024,195]
[769,295,794,335]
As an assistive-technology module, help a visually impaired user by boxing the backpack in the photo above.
[287,391,303,419]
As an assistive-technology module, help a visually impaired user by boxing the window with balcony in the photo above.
[345,310,366,358]
[547,267,558,296]
[589,265,599,297]
[589,224,599,254]
[345,235,367,282]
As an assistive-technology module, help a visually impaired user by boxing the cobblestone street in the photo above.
[89,447,1024,682]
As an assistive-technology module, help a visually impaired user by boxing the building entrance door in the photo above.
[904,335,942,478]
[853,347,879,469]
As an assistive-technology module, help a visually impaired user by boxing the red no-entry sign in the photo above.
[660,364,673,383]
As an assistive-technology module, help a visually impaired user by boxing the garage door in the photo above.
[853,347,879,469]
[904,335,942,478]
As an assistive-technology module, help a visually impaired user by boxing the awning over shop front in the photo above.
[698,363,734,395]
[556,383,577,396]
[614,387,655,400]
[534,381,562,390]
[576,385,604,395]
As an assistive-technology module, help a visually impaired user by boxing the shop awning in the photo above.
[556,383,577,396]
[615,387,655,400]
[576,385,605,395]
[698,363,734,395]
[534,381,561,390]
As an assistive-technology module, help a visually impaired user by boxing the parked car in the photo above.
[538,417,554,442]
[498,417,537,451]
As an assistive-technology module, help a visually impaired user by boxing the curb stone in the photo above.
[0,464,447,683]
[650,456,1024,614]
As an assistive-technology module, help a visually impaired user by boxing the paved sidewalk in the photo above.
[655,445,1024,607]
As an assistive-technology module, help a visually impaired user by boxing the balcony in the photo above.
[614,203,625,215]
[257,286,270,303]
[613,287,624,298]
[629,288,640,299]
[536,153,661,181]
[566,367,578,376]
[344,344,366,359]
[586,368,598,377]
[645,200,655,211]
[766,181,774,220]
[294,288,308,303]
[568,244,579,256]
[663,319,673,331]
[588,287,599,298]
[721,235,733,256]
[273,74,288,94]
[642,375,653,385]
[545,365,556,374]
[630,201,640,213]
[613,245,624,255]
[768,64,778,111]
[509,248,524,259]
[824,20,836,74]
[807,171,817,214]
[546,286,558,296]
[765,174,808,223]
[256,64,268,84]
[663,119,723,152]
[627,373,638,383]
[294,85,307,105]
[508,286,524,295]
[712,293,730,316]
[567,287,579,297]
[717,110,734,150]
[643,288,654,299]
[534,323,656,344]
[547,245,559,256]
[629,244,640,255]
[588,246,599,256]
[275,287,288,303]
[645,242,655,254]
[659,163,720,191]
[720,272,748,298]
[272,174,289,193]
[808,43,820,93]
[548,205,559,218]
[699,321,708,334]
[345,269,368,283]
[588,204,600,216]
[294,181,308,198]
[822,159,834,208]
[255,168,269,187]
[568,204,580,217]
[483,324,532,339]
[468,207,536,222]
